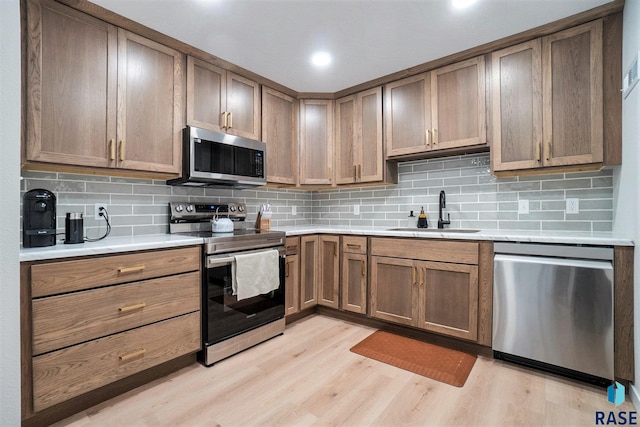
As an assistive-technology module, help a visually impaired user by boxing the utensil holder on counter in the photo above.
[255,204,272,230]
[255,212,271,230]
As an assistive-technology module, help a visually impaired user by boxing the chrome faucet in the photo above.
[438,190,451,229]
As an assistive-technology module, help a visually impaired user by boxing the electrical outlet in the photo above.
[566,198,579,214]
[518,199,529,214]
[353,205,360,215]
[94,203,107,220]
[291,205,297,216]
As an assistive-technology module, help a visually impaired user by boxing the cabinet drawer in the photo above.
[32,271,201,355]
[370,238,478,265]
[32,311,200,411]
[286,236,300,255]
[342,236,367,254]
[31,246,201,297]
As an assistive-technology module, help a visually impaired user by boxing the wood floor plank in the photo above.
[52,314,636,427]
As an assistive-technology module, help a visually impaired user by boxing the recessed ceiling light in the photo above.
[452,0,478,9]
[311,51,332,68]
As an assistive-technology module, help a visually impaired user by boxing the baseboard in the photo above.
[630,383,640,409]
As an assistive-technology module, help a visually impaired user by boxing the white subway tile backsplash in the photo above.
[19,153,614,239]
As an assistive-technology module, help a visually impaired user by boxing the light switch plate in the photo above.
[353,205,360,215]
[518,200,529,214]
[291,205,297,216]
[566,198,579,214]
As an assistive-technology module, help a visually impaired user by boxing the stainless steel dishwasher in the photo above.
[493,242,614,382]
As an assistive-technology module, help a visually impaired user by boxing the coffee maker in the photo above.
[23,189,57,248]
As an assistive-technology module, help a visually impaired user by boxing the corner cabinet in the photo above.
[491,20,605,173]
[24,0,183,175]
[385,56,486,158]
[335,87,384,184]
[370,238,483,342]
[186,55,261,140]
[300,235,319,309]
[317,235,340,308]
[299,99,334,185]
[262,87,298,185]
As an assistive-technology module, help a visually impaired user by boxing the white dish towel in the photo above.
[233,249,280,301]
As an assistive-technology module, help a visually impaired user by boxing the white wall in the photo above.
[615,0,640,408]
[0,0,22,425]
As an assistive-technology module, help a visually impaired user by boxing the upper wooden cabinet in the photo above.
[116,30,183,174]
[385,56,486,158]
[262,87,298,185]
[186,55,261,140]
[491,20,604,173]
[385,73,432,157]
[299,99,334,185]
[335,87,384,184]
[24,0,183,175]
[431,57,486,151]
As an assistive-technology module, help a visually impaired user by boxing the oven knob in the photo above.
[229,205,236,212]
[186,204,194,212]
[175,204,184,212]
[238,205,245,212]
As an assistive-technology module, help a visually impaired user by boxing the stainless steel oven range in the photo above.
[169,201,286,366]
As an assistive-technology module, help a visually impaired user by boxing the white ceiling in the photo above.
[92,0,613,93]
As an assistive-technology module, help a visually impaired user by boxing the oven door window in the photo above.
[204,256,284,345]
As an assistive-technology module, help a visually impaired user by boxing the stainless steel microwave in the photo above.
[167,126,266,188]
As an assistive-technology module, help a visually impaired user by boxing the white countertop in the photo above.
[19,226,633,262]
[276,225,635,246]
[19,234,204,262]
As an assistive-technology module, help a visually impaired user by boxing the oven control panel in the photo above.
[169,202,247,222]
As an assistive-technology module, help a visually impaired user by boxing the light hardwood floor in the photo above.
[54,314,635,426]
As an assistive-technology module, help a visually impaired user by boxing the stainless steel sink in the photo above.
[388,227,480,233]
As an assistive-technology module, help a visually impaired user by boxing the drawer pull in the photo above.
[118,265,145,274]
[119,348,146,362]
[347,244,361,249]
[119,302,146,313]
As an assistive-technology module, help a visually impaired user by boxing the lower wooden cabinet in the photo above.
[300,235,319,310]
[370,257,418,326]
[418,262,478,341]
[285,237,301,316]
[341,236,368,314]
[32,312,200,411]
[318,235,340,308]
[21,246,202,420]
[370,238,481,342]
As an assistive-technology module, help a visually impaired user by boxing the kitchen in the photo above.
[2,0,640,425]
